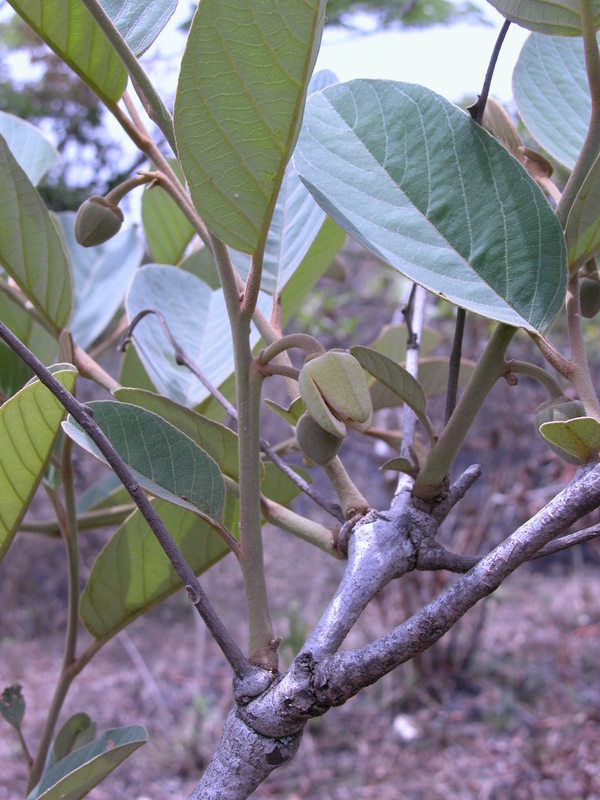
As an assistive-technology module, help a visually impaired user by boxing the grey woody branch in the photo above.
[189,462,600,799]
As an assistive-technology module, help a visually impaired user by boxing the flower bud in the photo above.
[74,195,124,247]
[295,412,342,466]
[580,278,600,319]
[298,350,373,438]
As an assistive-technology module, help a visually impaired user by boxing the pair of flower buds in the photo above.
[296,350,373,466]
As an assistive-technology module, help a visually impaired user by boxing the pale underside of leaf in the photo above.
[0,111,60,186]
[512,33,590,170]
[125,265,271,407]
[99,0,178,56]
[486,0,600,35]
[294,80,566,333]
[57,212,143,349]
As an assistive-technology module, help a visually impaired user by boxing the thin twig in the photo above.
[445,308,466,423]
[468,19,511,124]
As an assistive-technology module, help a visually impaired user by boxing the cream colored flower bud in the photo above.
[74,195,124,247]
[298,350,373,438]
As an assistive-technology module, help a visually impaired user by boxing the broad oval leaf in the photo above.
[79,499,234,641]
[0,111,60,186]
[100,0,177,56]
[486,0,600,35]
[279,216,346,325]
[0,366,77,563]
[57,212,143,348]
[62,401,225,521]
[141,160,195,265]
[0,134,73,333]
[228,70,337,294]
[513,33,590,170]
[540,416,600,463]
[294,80,567,333]
[174,0,327,253]
[113,388,240,481]
[125,265,271,407]
[7,0,127,105]
[27,725,146,800]
[351,345,435,441]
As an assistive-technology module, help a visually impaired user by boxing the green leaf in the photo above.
[100,0,177,56]
[0,111,60,186]
[118,345,157,393]
[0,135,73,333]
[0,366,77,563]
[379,456,416,475]
[0,684,25,730]
[294,80,567,333]
[76,473,129,514]
[265,397,305,427]
[114,387,306,503]
[57,212,143,349]
[513,33,590,170]
[79,499,233,641]
[261,462,306,508]
[228,70,338,293]
[27,725,146,800]
[350,345,435,441]
[51,714,97,769]
[174,0,327,253]
[113,388,240,481]
[125,265,271,407]
[141,161,195,265]
[7,0,128,105]
[0,291,57,398]
[180,248,221,289]
[565,154,600,268]
[369,356,475,410]
[486,0,600,35]
[539,417,600,463]
[62,401,225,521]
[279,216,346,326]
[228,161,328,294]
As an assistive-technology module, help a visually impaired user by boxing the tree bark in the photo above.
[188,463,600,798]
